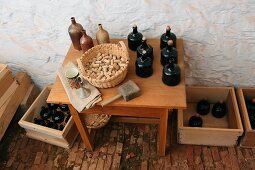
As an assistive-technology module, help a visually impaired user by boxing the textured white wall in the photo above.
[0,0,255,88]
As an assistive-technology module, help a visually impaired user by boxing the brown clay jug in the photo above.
[80,29,94,53]
[96,24,110,44]
[68,17,83,50]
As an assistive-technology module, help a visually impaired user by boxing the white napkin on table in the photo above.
[58,62,102,112]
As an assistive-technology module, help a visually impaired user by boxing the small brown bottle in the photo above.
[80,29,94,53]
[68,17,83,50]
[96,24,110,44]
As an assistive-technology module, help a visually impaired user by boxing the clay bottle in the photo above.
[137,37,153,60]
[162,58,181,86]
[161,40,178,66]
[128,25,143,51]
[135,50,153,78]
[68,17,83,50]
[96,24,110,44]
[80,29,94,53]
[160,25,176,49]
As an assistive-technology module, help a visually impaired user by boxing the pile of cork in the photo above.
[83,53,129,81]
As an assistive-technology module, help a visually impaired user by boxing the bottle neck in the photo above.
[133,27,138,34]
[82,30,87,36]
[167,44,172,51]
[141,53,147,61]
[168,61,175,70]
[71,18,76,24]
[141,40,148,49]
[98,24,103,30]
[166,29,171,36]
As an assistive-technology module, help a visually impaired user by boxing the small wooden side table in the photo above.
[47,39,186,156]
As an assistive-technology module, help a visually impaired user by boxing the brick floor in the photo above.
[0,111,254,170]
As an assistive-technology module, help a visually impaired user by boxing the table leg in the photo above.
[68,104,93,151]
[158,109,168,156]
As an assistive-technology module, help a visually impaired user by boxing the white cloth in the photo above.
[58,62,102,112]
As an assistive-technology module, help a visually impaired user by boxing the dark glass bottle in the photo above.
[137,37,153,60]
[196,99,210,115]
[68,17,83,50]
[59,104,69,112]
[161,40,178,66]
[189,114,203,127]
[160,25,176,49]
[52,111,65,123]
[135,50,153,78]
[47,103,59,110]
[212,101,227,118]
[128,25,143,51]
[34,118,46,126]
[59,125,65,131]
[162,58,181,86]
[40,106,51,120]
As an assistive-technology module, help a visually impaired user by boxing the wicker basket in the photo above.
[83,114,111,129]
[77,41,129,88]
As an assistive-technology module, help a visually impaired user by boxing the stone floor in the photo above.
[1,110,255,170]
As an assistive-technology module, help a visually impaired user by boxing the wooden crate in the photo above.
[0,64,18,108]
[178,86,243,146]
[236,87,255,148]
[19,86,78,148]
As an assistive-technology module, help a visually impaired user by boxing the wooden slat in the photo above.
[0,72,31,140]
[0,79,19,108]
[0,71,14,98]
[110,116,160,124]
[237,87,255,147]
[158,110,169,156]
[20,84,40,111]
[69,104,93,151]
[84,105,165,118]
[0,64,9,80]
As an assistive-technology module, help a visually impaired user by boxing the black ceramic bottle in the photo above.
[162,58,181,86]
[52,111,65,123]
[212,101,227,118]
[160,25,176,49]
[40,106,51,120]
[135,50,153,78]
[196,99,210,115]
[189,114,203,127]
[137,37,153,60]
[128,25,143,51]
[161,40,178,66]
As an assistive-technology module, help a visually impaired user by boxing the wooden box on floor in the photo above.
[178,86,243,146]
[236,87,255,148]
[19,86,78,148]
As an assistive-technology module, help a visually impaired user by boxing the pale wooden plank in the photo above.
[0,72,31,140]
[20,84,40,111]
[0,71,14,98]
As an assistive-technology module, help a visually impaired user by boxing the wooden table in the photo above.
[47,39,186,156]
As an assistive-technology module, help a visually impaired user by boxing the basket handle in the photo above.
[118,41,129,60]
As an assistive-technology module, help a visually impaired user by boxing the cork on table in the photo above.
[47,39,187,156]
